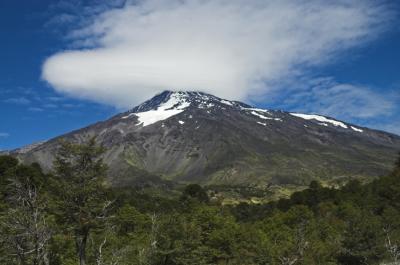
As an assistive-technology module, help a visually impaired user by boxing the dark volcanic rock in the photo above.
[11,91,400,186]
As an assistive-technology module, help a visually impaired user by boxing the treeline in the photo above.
[0,140,400,265]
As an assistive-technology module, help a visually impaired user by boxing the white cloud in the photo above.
[311,84,396,119]
[280,78,397,120]
[270,78,400,135]
[3,97,31,105]
[28,107,44,112]
[42,0,393,108]
[0,133,10,138]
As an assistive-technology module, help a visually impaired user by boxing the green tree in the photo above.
[0,155,19,209]
[337,204,384,265]
[52,138,112,265]
[0,163,51,265]
[180,184,209,203]
[381,206,400,264]
[0,155,18,175]
[392,152,400,177]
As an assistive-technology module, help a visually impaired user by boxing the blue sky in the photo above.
[0,0,399,150]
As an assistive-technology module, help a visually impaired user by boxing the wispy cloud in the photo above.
[62,103,79,108]
[0,133,10,138]
[270,77,400,135]
[43,103,58,108]
[279,78,397,120]
[28,107,44,112]
[45,13,77,27]
[42,0,395,108]
[46,96,65,102]
[45,0,128,33]
[3,97,31,105]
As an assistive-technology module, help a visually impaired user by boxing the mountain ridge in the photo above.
[7,90,400,187]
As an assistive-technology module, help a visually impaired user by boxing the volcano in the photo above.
[9,91,400,186]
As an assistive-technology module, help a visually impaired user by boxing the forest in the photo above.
[1,139,400,265]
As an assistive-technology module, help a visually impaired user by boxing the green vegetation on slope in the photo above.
[1,140,400,265]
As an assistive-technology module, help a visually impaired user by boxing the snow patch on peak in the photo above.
[161,92,191,110]
[251,111,270,120]
[247,109,282,122]
[290,113,348,129]
[351,126,363,132]
[220,99,234,106]
[122,92,190,126]
[242,106,270,113]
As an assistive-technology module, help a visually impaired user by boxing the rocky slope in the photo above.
[10,91,400,186]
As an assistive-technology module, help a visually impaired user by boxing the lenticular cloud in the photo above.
[42,0,391,108]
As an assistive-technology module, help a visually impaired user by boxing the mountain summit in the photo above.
[12,91,400,186]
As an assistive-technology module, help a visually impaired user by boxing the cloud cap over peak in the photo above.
[42,0,393,108]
